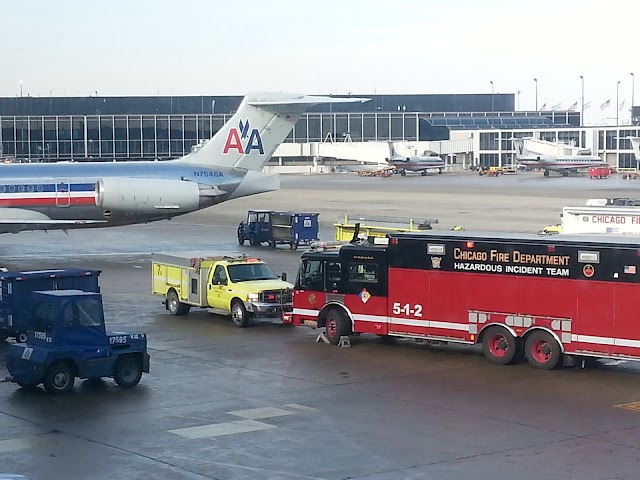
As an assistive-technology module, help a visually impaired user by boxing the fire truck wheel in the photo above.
[525,331,563,370]
[167,290,190,316]
[481,326,517,365]
[231,300,250,328]
[325,308,349,345]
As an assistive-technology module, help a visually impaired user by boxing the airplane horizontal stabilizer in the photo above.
[179,92,369,172]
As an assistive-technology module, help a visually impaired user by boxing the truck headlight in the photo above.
[247,293,259,302]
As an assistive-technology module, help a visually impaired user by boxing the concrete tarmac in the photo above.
[2,171,640,480]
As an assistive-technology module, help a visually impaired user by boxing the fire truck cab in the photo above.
[289,232,640,370]
[291,243,388,343]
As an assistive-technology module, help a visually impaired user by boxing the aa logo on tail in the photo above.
[223,120,264,155]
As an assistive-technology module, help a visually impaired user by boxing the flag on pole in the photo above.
[584,101,592,109]
[568,101,578,111]
[539,103,547,111]
[551,103,562,111]
[619,100,626,111]
[600,99,611,110]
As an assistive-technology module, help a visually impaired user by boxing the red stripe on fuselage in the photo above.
[0,197,96,207]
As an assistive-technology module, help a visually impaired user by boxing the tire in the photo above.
[525,330,563,370]
[43,361,75,394]
[249,234,259,246]
[167,290,190,316]
[113,356,143,388]
[269,239,277,248]
[231,300,250,328]
[237,233,245,246]
[325,308,350,346]
[481,326,517,365]
[292,241,299,250]
[16,331,28,344]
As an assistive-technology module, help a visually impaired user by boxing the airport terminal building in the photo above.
[0,93,637,169]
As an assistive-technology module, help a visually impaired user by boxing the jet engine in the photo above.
[96,178,201,214]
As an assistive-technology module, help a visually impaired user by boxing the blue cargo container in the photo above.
[0,269,101,343]
[238,210,320,249]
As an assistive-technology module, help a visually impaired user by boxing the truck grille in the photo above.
[259,289,293,304]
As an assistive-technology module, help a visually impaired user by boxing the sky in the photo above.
[1,0,638,124]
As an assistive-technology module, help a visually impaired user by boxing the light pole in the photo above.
[516,90,521,111]
[580,75,584,126]
[19,81,22,98]
[490,81,494,113]
[616,80,621,126]
[533,78,538,111]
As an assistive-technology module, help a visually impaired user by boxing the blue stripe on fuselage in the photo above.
[0,183,97,193]
[0,160,237,186]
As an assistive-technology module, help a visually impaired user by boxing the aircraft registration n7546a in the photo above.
[0,92,368,234]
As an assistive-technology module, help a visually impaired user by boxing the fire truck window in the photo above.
[300,259,324,290]
[212,265,228,285]
[348,262,378,283]
[327,262,341,281]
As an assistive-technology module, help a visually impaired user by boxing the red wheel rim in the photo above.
[488,334,508,358]
[531,339,552,363]
[327,317,337,338]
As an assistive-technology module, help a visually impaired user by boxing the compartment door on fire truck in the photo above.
[576,279,614,356]
[296,257,326,317]
[341,248,389,334]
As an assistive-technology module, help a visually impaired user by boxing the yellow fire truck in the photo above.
[152,253,293,327]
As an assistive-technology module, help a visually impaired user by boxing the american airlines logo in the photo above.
[223,120,264,155]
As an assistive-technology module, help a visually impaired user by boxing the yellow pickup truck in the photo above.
[152,253,293,327]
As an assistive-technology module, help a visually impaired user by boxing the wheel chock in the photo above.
[316,330,330,344]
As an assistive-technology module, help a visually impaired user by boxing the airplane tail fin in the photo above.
[180,92,369,171]
[512,139,525,159]
[387,141,397,159]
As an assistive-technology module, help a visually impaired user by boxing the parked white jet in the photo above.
[385,142,445,176]
[513,138,607,177]
[0,92,367,234]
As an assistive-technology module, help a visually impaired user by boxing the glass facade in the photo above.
[0,93,516,116]
[476,127,640,169]
[1,114,638,169]
[0,113,425,160]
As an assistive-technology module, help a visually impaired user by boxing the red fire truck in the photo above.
[285,232,640,369]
